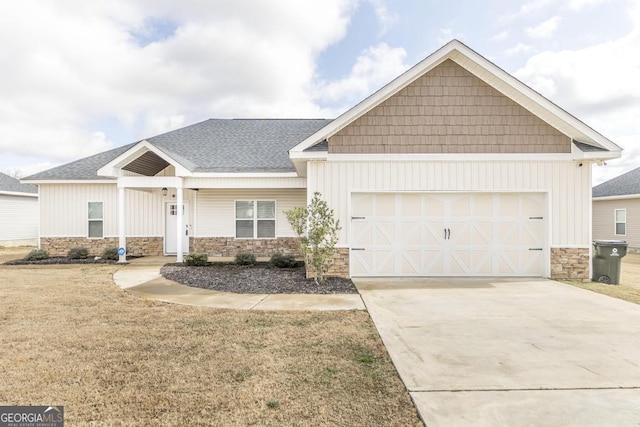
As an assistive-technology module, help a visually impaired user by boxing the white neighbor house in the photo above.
[23,40,621,280]
[0,172,38,246]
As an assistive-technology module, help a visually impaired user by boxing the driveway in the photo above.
[355,278,640,426]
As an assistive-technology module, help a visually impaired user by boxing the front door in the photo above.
[165,202,190,254]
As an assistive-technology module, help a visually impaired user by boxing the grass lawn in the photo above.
[0,262,421,426]
[564,253,640,305]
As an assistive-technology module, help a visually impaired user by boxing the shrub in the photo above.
[67,246,89,259]
[269,252,297,268]
[24,249,50,261]
[235,252,256,265]
[101,247,119,261]
[285,192,341,284]
[185,253,208,266]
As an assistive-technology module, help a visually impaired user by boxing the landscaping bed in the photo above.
[161,263,358,294]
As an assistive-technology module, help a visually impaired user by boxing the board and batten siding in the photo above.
[38,184,189,237]
[593,197,640,251]
[195,189,306,238]
[307,160,591,247]
[0,194,38,242]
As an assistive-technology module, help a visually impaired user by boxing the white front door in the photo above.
[350,192,547,277]
[165,202,190,254]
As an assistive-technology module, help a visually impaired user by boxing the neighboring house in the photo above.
[23,40,621,280]
[0,172,38,246]
[593,166,640,253]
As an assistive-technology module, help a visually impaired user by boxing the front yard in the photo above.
[0,259,421,426]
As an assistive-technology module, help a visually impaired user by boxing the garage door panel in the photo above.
[350,192,546,277]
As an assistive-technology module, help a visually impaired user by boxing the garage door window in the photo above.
[615,209,626,236]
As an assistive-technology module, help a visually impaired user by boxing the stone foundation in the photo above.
[306,247,350,279]
[192,237,301,258]
[40,237,164,257]
[550,247,590,281]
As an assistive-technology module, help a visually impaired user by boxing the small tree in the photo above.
[285,192,341,284]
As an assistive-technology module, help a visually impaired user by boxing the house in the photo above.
[0,172,38,246]
[22,40,621,280]
[593,166,640,253]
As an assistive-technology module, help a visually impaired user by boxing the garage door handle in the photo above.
[444,228,451,240]
[529,248,543,251]
[529,216,543,220]
[351,216,366,220]
[351,248,365,251]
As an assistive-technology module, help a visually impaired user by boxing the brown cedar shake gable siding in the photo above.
[328,59,571,154]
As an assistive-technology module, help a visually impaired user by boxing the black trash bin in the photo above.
[592,240,628,284]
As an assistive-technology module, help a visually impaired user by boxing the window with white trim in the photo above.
[88,202,104,238]
[235,201,276,239]
[615,209,626,236]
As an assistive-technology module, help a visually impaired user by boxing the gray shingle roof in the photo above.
[24,144,136,180]
[593,166,640,197]
[24,119,333,180]
[0,172,38,194]
[148,119,332,173]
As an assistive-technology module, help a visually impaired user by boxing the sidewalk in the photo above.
[113,256,365,311]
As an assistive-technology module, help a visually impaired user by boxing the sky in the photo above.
[0,0,638,185]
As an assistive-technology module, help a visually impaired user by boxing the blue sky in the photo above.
[0,0,638,184]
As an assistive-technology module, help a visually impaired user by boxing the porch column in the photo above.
[118,186,127,263]
[176,184,184,263]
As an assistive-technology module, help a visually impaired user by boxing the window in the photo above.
[615,209,626,235]
[88,202,104,238]
[235,200,276,238]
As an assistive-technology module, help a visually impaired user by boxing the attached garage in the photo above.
[350,192,547,277]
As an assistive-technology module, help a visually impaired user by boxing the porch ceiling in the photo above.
[123,151,170,176]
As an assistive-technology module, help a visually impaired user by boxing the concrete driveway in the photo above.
[355,278,640,426]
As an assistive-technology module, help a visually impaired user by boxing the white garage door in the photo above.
[350,192,546,277]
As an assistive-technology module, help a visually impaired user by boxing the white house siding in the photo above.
[0,194,38,245]
[593,197,640,251]
[307,160,591,248]
[195,188,306,238]
[39,184,195,238]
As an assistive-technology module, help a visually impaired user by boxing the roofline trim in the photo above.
[592,194,640,201]
[20,179,116,185]
[0,190,38,197]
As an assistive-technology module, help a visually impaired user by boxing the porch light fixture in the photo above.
[161,187,168,197]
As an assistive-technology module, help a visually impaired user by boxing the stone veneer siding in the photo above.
[40,237,164,257]
[550,247,590,281]
[306,248,350,279]
[192,237,301,258]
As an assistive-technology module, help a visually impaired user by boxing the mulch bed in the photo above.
[161,263,358,294]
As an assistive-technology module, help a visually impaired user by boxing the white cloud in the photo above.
[515,2,640,184]
[316,43,408,112]
[367,0,399,35]
[0,0,357,172]
[505,43,533,55]
[491,31,509,41]
[525,16,561,38]
[568,0,606,10]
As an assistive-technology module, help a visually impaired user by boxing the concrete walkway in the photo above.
[355,277,640,426]
[113,256,365,311]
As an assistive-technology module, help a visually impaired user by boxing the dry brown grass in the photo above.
[0,261,421,426]
[0,246,33,263]
[565,254,640,305]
